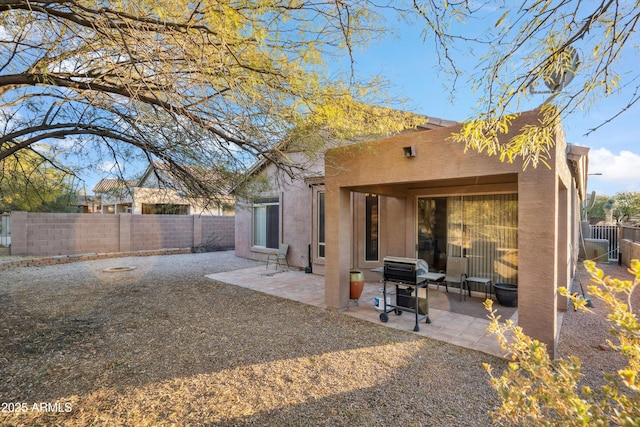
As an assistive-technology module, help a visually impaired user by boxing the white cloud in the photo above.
[50,136,86,151]
[97,161,117,173]
[587,148,640,195]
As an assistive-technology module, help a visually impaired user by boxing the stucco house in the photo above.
[235,108,589,358]
[92,178,137,214]
[93,164,235,216]
[234,116,457,269]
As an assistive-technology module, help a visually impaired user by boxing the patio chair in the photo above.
[440,256,468,301]
[266,243,289,271]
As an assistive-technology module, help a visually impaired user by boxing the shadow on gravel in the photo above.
[0,252,504,426]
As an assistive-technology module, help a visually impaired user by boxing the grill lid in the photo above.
[383,257,430,284]
[383,256,429,273]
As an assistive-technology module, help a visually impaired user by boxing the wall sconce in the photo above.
[403,146,416,158]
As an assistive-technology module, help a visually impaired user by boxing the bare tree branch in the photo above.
[413,0,640,167]
[0,0,417,201]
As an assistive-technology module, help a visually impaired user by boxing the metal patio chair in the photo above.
[440,256,468,301]
[266,243,289,271]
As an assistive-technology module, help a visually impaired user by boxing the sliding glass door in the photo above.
[417,198,448,271]
[417,194,518,285]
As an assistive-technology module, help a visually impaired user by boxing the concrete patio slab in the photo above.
[206,266,517,358]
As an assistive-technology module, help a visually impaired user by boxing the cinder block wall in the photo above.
[9,212,235,256]
[10,212,120,256]
[128,215,194,250]
[200,216,235,250]
[620,239,640,268]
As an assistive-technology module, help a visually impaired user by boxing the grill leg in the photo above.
[413,290,420,332]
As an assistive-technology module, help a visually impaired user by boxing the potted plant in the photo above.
[493,283,518,307]
[350,270,365,300]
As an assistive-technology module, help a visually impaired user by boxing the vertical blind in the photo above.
[447,194,518,284]
[253,205,266,247]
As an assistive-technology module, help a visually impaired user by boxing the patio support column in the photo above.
[518,167,559,358]
[325,186,351,310]
[557,185,570,312]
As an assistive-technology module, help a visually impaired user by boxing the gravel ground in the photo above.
[0,251,635,426]
[557,260,637,390]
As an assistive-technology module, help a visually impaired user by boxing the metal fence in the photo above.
[0,213,10,247]
[590,224,619,261]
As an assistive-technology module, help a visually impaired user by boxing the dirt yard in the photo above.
[0,251,636,426]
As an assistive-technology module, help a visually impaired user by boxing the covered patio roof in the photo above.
[343,173,519,197]
[323,109,588,358]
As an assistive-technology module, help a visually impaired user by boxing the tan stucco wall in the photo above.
[235,154,323,269]
[350,193,408,281]
[325,109,584,357]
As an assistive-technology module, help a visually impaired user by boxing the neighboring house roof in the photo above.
[92,178,137,194]
[416,116,459,130]
[76,195,100,204]
[139,162,234,196]
[93,164,234,215]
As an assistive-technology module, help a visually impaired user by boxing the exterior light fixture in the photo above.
[403,146,416,158]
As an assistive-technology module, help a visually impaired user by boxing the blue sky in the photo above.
[346,9,640,198]
[81,5,639,199]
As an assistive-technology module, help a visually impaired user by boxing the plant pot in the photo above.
[350,270,364,300]
[493,283,518,307]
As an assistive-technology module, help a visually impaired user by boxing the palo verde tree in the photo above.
[412,0,640,169]
[484,260,640,426]
[588,192,640,224]
[612,191,640,224]
[0,1,421,206]
[0,146,78,212]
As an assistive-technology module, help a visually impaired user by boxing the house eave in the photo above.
[304,175,325,187]
[566,144,590,201]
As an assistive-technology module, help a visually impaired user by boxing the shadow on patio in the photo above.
[206,266,518,358]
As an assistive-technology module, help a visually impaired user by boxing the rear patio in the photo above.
[206,266,525,358]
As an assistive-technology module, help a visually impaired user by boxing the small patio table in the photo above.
[464,276,493,300]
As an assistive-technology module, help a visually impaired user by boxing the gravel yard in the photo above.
[0,251,635,426]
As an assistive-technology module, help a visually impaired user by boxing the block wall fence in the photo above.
[9,212,234,257]
[620,239,640,268]
[619,226,640,269]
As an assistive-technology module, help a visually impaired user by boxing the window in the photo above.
[253,198,279,249]
[317,192,325,258]
[142,203,189,215]
[365,194,379,261]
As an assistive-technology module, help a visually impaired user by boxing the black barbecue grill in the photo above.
[379,256,445,332]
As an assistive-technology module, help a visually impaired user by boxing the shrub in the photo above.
[483,259,639,426]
